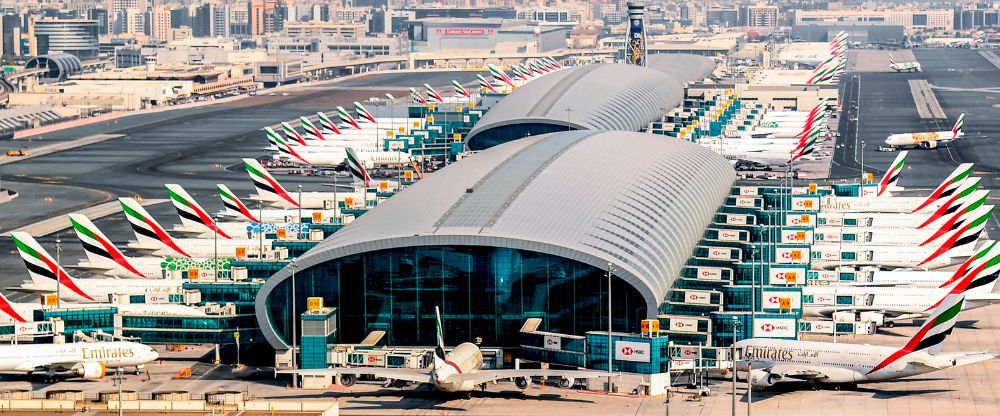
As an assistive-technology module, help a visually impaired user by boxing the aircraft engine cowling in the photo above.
[514,376,530,389]
[74,362,106,380]
[750,369,776,387]
[922,141,938,149]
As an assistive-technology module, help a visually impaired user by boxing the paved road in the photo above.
[0,71,477,290]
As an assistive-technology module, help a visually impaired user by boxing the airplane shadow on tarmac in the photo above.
[743,377,954,402]
[290,387,595,412]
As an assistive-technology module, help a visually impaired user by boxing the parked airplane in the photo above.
[9,232,185,302]
[833,241,1000,288]
[884,114,965,149]
[165,184,246,239]
[0,341,159,381]
[888,53,921,72]
[216,184,338,223]
[287,307,604,395]
[737,294,996,389]
[243,158,364,209]
[119,198,272,258]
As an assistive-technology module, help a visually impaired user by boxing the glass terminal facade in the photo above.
[265,245,647,347]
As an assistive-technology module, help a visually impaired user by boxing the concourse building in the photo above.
[256,130,735,352]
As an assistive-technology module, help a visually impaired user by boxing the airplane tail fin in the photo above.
[281,122,306,146]
[913,163,975,213]
[889,53,895,65]
[409,87,427,105]
[937,240,1000,290]
[68,213,144,278]
[346,147,371,187]
[336,106,361,129]
[10,232,95,301]
[918,180,982,229]
[452,80,470,98]
[877,151,908,197]
[921,194,989,246]
[433,306,448,369]
[870,294,964,375]
[217,184,259,223]
[317,112,341,135]
[118,197,191,258]
[477,74,497,93]
[242,158,299,207]
[264,127,284,149]
[166,184,231,239]
[952,113,965,140]
[301,116,325,141]
[424,84,443,103]
[0,291,28,323]
[353,102,377,124]
[918,212,988,267]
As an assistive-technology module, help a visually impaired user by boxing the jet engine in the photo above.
[557,377,574,389]
[921,141,938,149]
[750,369,777,387]
[73,362,107,380]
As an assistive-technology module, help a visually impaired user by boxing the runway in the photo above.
[0,70,478,290]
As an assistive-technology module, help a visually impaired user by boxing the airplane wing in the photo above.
[284,367,432,384]
[447,369,607,386]
[762,364,830,382]
[13,360,78,373]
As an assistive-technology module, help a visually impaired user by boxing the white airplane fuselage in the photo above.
[885,131,961,148]
[0,341,158,376]
[431,342,485,393]
[11,278,184,303]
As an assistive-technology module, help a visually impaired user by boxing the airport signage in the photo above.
[543,335,561,350]
[725,214,751,225]
[685,290,712,305]
[436,28,495,37]
[762,291,801,309]
[615,341,651,363]
[768,266,804,285]
[14,322,39,335]
[669,317,701,333]
[753,318,797,338]
[807,270,840,283]
[737,187,758,196]
[707,247,736,260]
[734,196,757,208]
[810,293,836,305]
[145,293,169,304]
[791,196,820,211]
[806,320,835,334]
[677,347,699,359]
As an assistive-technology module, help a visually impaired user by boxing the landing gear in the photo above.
[514,377,530,390]
[884,321,895,328]
[557,378,573,389]
[339,373,357,387]
[811,383,821,391]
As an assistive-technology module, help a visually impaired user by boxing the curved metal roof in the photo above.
[465,57,715,150]
[25,53,82,82]
[256,130,735,349]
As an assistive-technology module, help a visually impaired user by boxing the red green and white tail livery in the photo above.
[938,241,1000,289]
[917,209,989,267]
[353,102,377,124]
[884,113,966,149]
[68,214,145,278]
[165,184,231,239]
[281,122,306,145]
[10,232,95,301]
[346,147,371,187]
[409,87,427,105]
[317,112,341,135]
[920,193,989,246]
[119,197,191,258]
[737,293,997,389]
[300,116,325,141]
[477,75,498,94]
[424,84,444,103]
[877,151,908,197]
[243,158,299,207]
[452,80,470,98]
[217,184,259,222]
[487,64,515,88]
[918,178,981,229]
[337,106,362,129]
[266,127,310,164]
[913,163,974,213]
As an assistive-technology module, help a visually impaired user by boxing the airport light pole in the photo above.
[258,201,264,262]
[607,262,615,393]
[297,185,303,240]
[55,237,61,308]
[290,258,298,388]
[731,316,739,416]
[213,215,219,282]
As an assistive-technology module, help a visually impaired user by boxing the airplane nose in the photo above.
[148,348,159,361]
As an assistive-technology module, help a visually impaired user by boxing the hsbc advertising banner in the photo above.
[738,187,758,196]
[806,320,835,334]
[785,213,815,226]
[791,196,819,211]
[685,290,712,305]
[716,229,744,242]
[725,214,751,225]
[774,247,809,264]
[761,291,802,309]
[753,318,797,338]
[695,267,724,280]
[707,247,735,260]
[735,196,758,208]
[668,317,701,333]
[615,340,651,362]
[780,229,814,244]
[768,266,805,285]
[543,335,561,350]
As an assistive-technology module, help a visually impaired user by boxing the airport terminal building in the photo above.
[256,130,735,350]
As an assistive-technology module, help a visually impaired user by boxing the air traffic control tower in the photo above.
[625,2,647,66]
